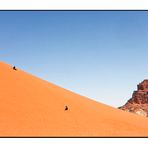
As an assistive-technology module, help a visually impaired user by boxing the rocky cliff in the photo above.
[119,80,148,117]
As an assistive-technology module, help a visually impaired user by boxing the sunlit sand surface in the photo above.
[0,62,148,137]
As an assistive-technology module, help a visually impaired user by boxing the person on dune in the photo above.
[65,106,68,111]
[13,66,17,70]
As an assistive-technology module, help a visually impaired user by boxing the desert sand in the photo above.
[0,61,148,137]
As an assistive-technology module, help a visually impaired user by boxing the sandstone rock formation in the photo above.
[119,80,148,117]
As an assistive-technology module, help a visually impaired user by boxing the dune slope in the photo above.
[0,62,148,137]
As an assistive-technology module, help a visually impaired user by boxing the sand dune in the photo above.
[0,61,148,137]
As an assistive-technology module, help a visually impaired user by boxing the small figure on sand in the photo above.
[13,66,17,71]
[65,106,68,111]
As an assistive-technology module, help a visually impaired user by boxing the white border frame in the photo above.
[0,0,147,10]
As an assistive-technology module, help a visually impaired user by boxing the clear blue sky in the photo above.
[0,11,148,107]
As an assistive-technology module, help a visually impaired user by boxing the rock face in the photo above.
[119,80,148,117]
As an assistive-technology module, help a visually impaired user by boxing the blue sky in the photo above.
[0,11,148,107]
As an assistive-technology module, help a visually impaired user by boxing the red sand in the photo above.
[0,61,148,137]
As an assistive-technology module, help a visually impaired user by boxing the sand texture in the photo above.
[0,62,148,137]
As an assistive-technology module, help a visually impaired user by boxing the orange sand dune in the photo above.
[0,61,148,137]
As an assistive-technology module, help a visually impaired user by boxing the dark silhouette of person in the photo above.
[65,106,68,111]
[13,66,17,70]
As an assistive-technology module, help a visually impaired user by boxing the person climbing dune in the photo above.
[13,66,17,70]
[65,106,68,111]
